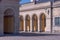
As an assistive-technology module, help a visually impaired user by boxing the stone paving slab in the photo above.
[0,36,60,40]
[0,33,60,40]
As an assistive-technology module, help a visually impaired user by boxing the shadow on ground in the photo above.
[1,33,60,37]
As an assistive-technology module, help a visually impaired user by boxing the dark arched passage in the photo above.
[20,15,24,31]
[25,15,30,32]
[32,14,38,32]
[40,13,46,32]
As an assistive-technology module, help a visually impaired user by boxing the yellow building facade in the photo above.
[20,0,60,34]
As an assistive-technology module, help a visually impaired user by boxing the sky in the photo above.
[20,0,31,4]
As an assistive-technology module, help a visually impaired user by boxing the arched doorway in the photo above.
[40,13,46,32]
[20,15,24,31]
[25,15,30,32]
[4,9,14,34]
[32,14,38,32]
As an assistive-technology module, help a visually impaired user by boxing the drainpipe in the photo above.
[50,1,53,33]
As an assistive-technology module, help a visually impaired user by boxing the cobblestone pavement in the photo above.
[0,33,60,40]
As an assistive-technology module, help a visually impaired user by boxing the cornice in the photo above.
[20,2,51,12]
[20,6,50,12]
[20,1,60,12]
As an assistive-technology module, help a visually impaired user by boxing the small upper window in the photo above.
[55,17,60,26]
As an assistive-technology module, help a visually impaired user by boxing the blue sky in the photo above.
[20,0,30,4]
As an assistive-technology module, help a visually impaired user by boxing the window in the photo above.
[54,0,60,2]
[55,17,60,26]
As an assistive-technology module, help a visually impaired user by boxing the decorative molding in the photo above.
[20,6,50,12]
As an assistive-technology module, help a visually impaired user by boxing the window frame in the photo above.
[55,17,60,26]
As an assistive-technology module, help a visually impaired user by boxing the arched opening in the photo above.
[4,9,14,34]
[40,13,46,32]
[25,15,30,32]
[20,15,24,31]
[32,14,38,32]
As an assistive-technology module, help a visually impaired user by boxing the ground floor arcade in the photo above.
[20,13,50,32]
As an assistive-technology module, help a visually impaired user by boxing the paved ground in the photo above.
[0,33,60,40]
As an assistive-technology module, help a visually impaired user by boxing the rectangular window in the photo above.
[54,0,60,2]
[55,17,60,26]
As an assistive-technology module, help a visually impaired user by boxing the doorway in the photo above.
[4,16,14,34]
